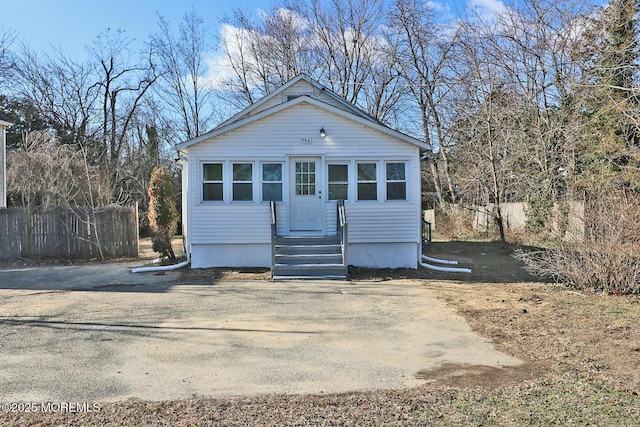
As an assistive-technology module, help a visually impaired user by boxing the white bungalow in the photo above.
[176,75,430,279]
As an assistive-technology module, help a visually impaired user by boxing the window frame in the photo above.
[261,162,283,202]
[232,162,254,202]
[202,162,224,202]
[356,162,378,201]
[385,162,407,201]
[328,163,349,201]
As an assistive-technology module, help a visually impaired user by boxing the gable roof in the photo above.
[177,74,429,151]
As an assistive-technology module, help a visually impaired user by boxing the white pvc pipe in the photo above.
[131,260,190,273]
[422,254,459,265]
[419,259,472,273]
[419,240,472,273]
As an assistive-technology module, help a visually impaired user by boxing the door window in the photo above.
[295,161,316,196]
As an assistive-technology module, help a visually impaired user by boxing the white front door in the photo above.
[289,157,324,232]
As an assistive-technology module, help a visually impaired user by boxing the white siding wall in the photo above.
[346,204,419,243]
[348,243,418,269]
[190,204,271,244]
[180,158,189,248]
[186,103,421,268]
[189,103,416,160]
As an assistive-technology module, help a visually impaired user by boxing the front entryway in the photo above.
[289,157,324,232]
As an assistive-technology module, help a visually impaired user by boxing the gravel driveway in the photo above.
[0,264,521,402]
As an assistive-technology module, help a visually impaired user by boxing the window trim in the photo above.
[261,162,284,202]
[385,161,407,201]
[232,162,254,202]
[328,163,349,201]
[202,162,224,202]
[356,162,378,202]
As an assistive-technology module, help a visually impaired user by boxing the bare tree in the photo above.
[89,29,160,192]
[152,9,217,141]
[288,0,407,122]
[14,46,99,151]
[442,0,600,240]
[473,0,593,205]
[216,0,406,122]
[388,0,460,204]
[0,27,16,83]
[448,11,527,243]
[218,6,319,108]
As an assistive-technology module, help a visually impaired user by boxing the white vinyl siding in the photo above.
[190,204,271,244]
[346,203,419,243]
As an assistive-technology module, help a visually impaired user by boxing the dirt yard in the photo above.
[3,240,640,426]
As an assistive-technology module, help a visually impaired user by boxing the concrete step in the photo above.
[272,263,347,278]
[275,236,341,245]
[272,275,347,281]
[275,244,342,255]
[272,235,347,281]
[275,253,343,264]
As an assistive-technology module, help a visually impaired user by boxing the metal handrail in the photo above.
[422,217,432,251]
[337,200,348,277]
[270,201,277,278]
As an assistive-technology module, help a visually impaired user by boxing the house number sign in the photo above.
[300,138,313,145]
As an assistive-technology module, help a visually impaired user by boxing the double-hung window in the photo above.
[386,162,407,200]
[232,163,253,201]
[262,163,283,201]
[203,163,223,201]
[357,163,377,201]
[328,164,349,200]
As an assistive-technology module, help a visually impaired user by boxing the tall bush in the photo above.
[148,166,178,260]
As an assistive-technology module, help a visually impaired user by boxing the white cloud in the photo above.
[467,0,509,22]
[425,1,448,13]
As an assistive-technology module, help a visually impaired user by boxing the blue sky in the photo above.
[0,0,275,58]
[0,0,488,60]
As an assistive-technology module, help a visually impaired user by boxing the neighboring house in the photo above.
[176,75,430,278]
[0,117,11,209]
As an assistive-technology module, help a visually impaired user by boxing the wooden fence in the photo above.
[0,206,138,259]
